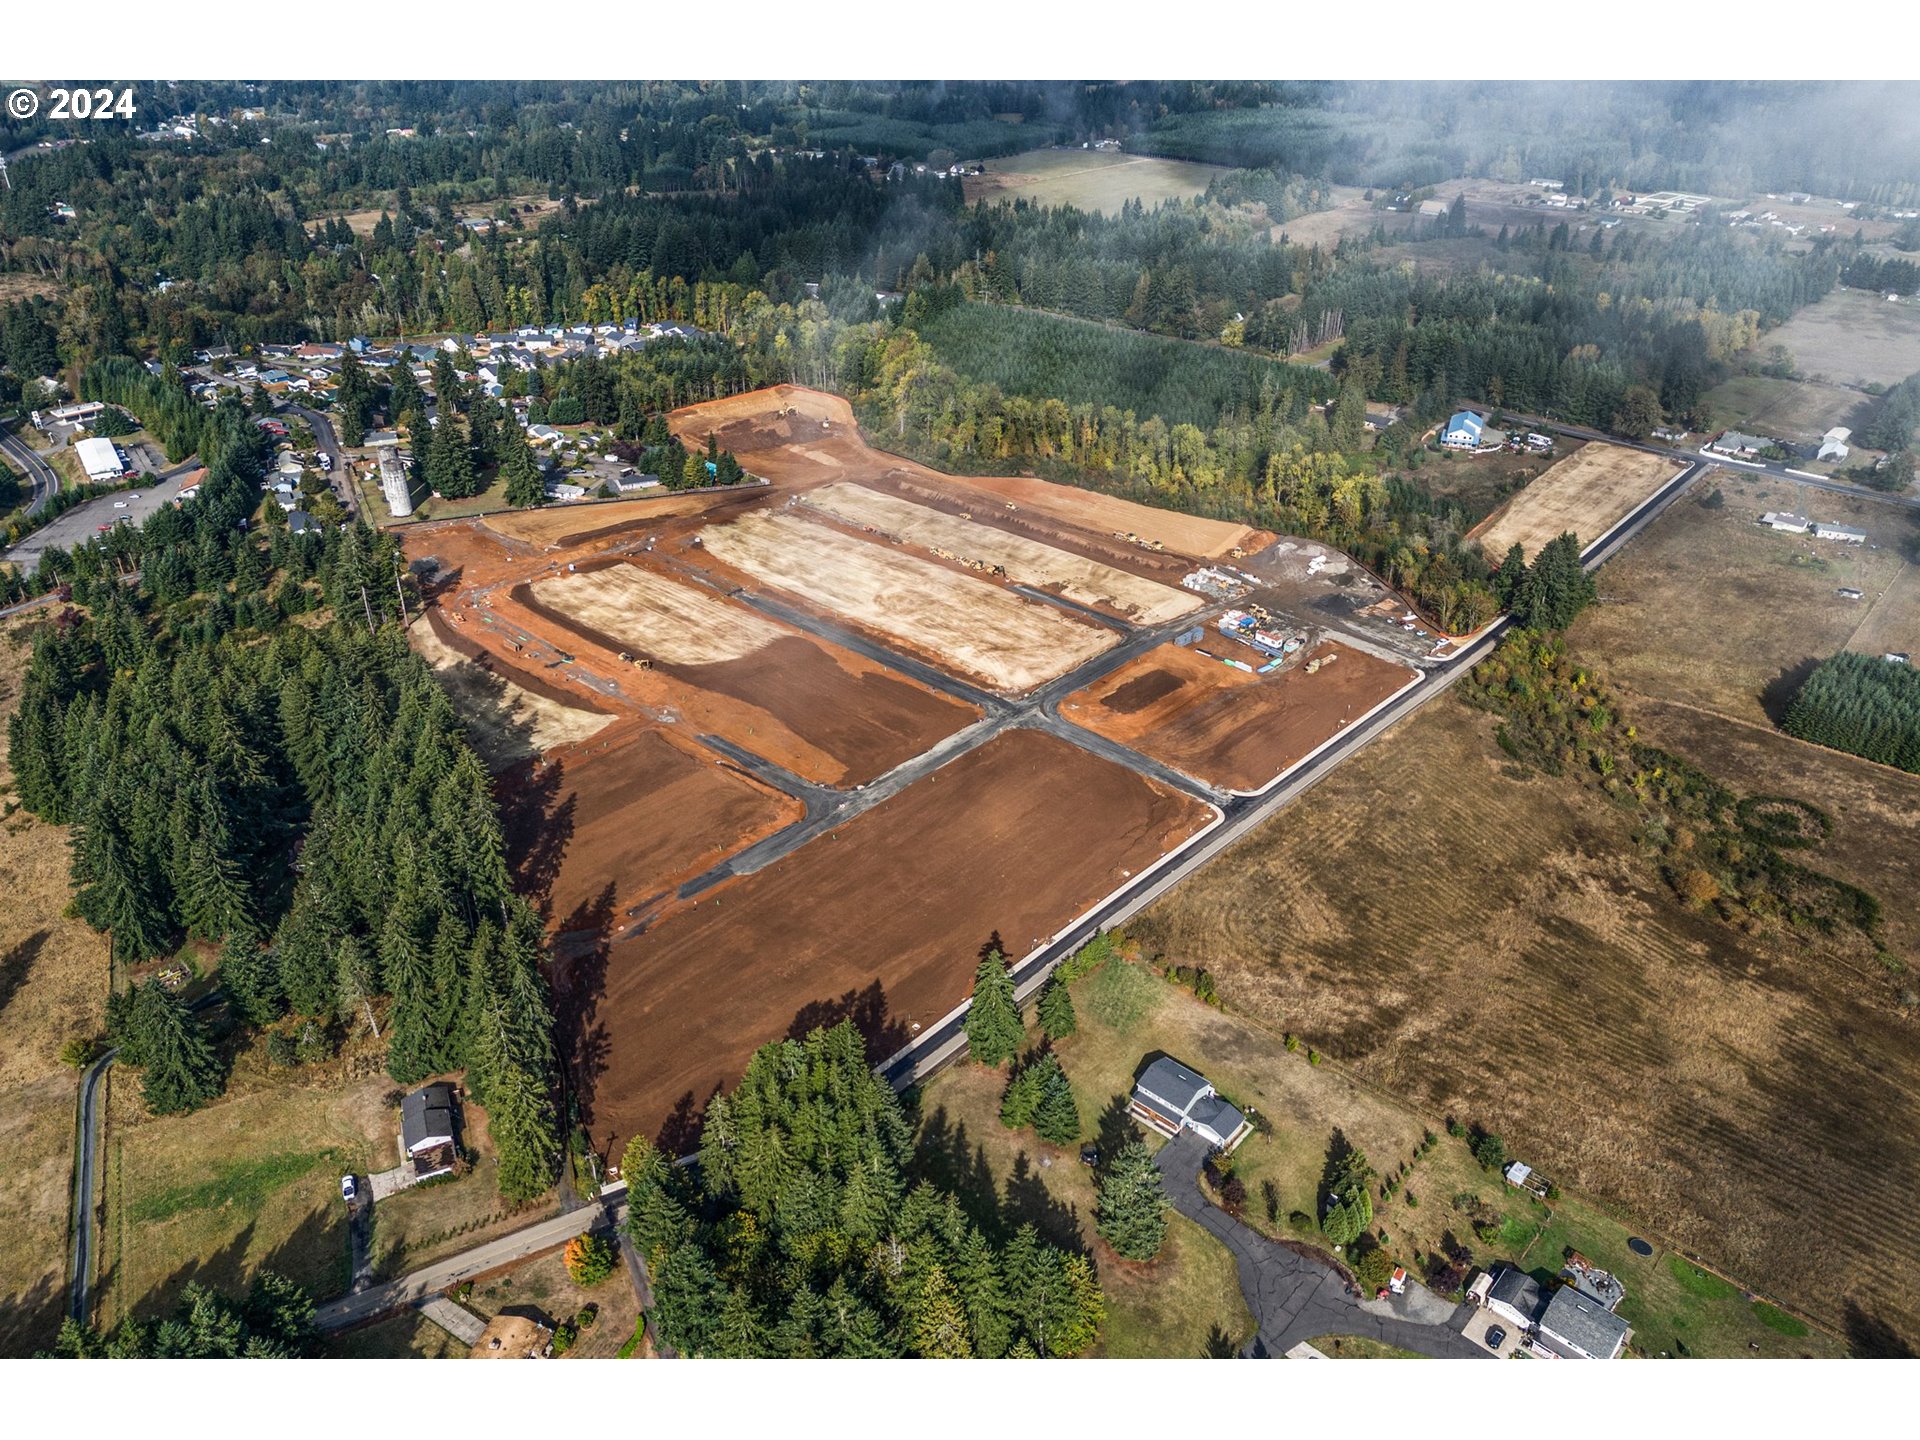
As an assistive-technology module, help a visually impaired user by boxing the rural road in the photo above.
[878,458,1713,1089]
[0,422,62,516]
[1155,1130,1490,1359]
[313,1190,628,1332]
[66,1045,118,1323]
[281,401,358,518]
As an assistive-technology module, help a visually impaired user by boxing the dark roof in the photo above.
[1488,1266,1544,1319]
[401,1082,457,1152]
[1187,1093,1247,1141]
[1538,1285,1631,1358]
[1134,1056,1210,1113]
[286,509,317,534]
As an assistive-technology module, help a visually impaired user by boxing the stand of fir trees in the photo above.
[962,949,1023,1066]
[998,1050,1081,1146]
[622,1021,1105,1358]
[48,1271,314,1358]
[4,390,561,1203]
[1095,1139,1168,1261]
[1782,651,1920,774]
[1492,531,1596,631]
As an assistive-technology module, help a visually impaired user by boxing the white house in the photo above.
[1761,511,1811,532]
[1440,411,1486,449]
[1812,520,1866,543]
[1818,427,1852,462]
[1129,1056,1253,1152]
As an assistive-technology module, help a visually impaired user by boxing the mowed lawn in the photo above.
[1131,693,1916,1354]
[99,1070,398,1326]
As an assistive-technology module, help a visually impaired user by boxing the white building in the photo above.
[1761,511,1811,532]
[1812,520,1866,543]
[75,436,128,482]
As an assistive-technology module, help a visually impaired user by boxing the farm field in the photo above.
[961,148,1229,214]
[1470,442,1684,560]
[1409,441,1579,521]
[568,728,1214,1156]
[1759,288,1920,388]
[1130,695,1920,1352]
[698,508,1117,692]
[1060,640,1416,792]
[799,482,1200,624]
[1704,374,1874,448]
[1570,475,1918,726]
[0,615,111,1356]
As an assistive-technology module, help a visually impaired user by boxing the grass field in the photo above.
[1470,443,1684,560]
[99,1069,399,1327]
[1703,374,1874,447]
[1570,475,1919,727]
[962,149,1229,214]
[1131,692,1917,1352]
[0,615,111,1355]
[314,1309,465,1358]
[1760,288,1920,388]
[914,301,1332,431]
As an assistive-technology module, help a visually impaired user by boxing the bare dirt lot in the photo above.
[1471,443,1685,560]
[1060,640,1416,792]
[501,722,798,932]
[669,386,1270,560]
[1760,288,1920,389]
[480,492,730,550]
[1132,696,1920,1352]
[800,482,1200,624]
[699,508,1117,692]
[1570,476,1918,726]
[415,611,613,768]
[962,149,1230,214]
[567,728,1214,1155]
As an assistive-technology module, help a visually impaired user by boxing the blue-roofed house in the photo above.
[1129,1056,1253,1152]
[1441,411,1487,449]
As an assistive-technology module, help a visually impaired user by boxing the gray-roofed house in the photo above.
[1535,1284,1632,1359]
[1710,430,1772,457]
[401,1082,459,1179]
[1812,520,1867,543]
[1129,1056,1253,1152]
[1818,426,1852,462]
[1485,1266,1545,1333]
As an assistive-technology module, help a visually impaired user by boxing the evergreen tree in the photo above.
[911,1266,974,1358]
[127,980,223,1115]
[1095,1139,1168,1260]
[1032,1066,1082,1146]
[963,949,1023,1066]
[1035,975,1076,1039]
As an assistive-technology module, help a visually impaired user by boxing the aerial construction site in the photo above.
[404,386,1427,1154]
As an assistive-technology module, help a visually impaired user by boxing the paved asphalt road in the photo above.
[313,1191,627,1332]
[281,401,358,518]
[67,1046,118,1324]
[1,423,62,516]
[1156,1131,1489,1358]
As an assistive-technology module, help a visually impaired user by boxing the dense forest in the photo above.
[1782,652,1920,774]
[623,1022,1104,1358]
[4,392,562,1202]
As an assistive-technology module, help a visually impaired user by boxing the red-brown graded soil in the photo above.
[501,722,799,935]
[564,728,1215,1154]
[1059,640,1417,792]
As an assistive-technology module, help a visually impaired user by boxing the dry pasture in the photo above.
[1133,696,1920,1351]
[1060,640,1416,792]
[699,508,1116,692]
[1760,287,1920,388]
[801,482,1200,624]
[961,149,1229,214]
[1570,476,1917,726]
[1471,443,1684,560]
[1704,375,1874,448]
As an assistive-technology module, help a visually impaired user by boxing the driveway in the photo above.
[1154,1130,1489,1359]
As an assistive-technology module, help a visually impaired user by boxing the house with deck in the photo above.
[401,1082,460,1179]
[1129,1056,1253,1152]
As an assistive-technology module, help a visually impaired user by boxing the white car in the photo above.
[340,1174,357,1204]
[112,500,129,509]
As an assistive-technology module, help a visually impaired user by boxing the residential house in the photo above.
[1812,520,1866,543]
[1484,1267,1545,1332]
[1128,1056,1253,1152]
[1817,427,1852,462]
[1761,511,1811,532]
[1535,1285,1632,1359]
[1440,411,1487,449]
[400,1082,460,1179]
[286,509,320,535]
[1709,430,1771,457]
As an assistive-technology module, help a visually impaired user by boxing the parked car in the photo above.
[112,500,128,509]
[1485,1325,1507,1351]
[340,1174,357,1204]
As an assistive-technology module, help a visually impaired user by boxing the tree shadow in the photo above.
[501,755,575,917]
[0,930,49,1018]
[550,883,616,1154]
[912,1105,1001,1239]
[1843,1300,1915,1358]
[785,979,909,1066]
[0,1269,64,1358]
[1003,1151,1085,1255]
[1093,1092,1136,1171]
[1202,1322,1237,1358]
[1759,655,1822,725]
[655,1085,722,1161]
